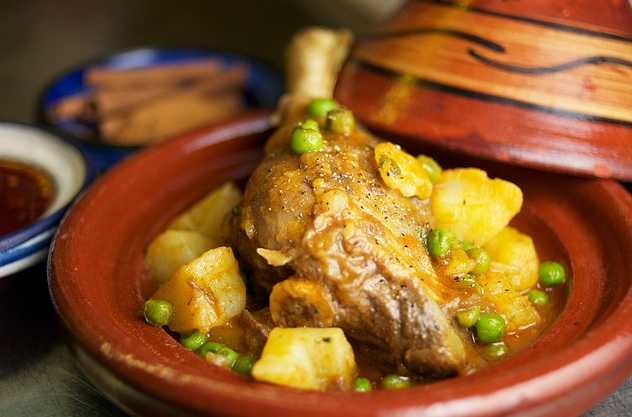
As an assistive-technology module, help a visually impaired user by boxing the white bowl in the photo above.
[0,123,90,277]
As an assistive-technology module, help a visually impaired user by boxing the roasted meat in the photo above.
[232,28,466,376]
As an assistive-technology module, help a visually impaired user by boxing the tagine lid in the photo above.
[335,0,632,180]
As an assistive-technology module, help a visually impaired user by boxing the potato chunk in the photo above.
[374,142,432,199]
[252,327,356,391]
[484,227,539,292]
[145,230,215,283]
[478,268,540,332]
[151,247,246,334]
[169,182,242,243]
[431,168,522,246]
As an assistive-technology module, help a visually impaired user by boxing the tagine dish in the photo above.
[139,29,568,392]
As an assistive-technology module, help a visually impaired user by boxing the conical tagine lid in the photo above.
[335,0,632,180]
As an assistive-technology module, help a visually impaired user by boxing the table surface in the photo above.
[0,263,630,417]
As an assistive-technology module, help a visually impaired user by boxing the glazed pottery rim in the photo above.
[36,45,282,151]
[355,121,627,182]
[0,121,93,254]
[48,111,632,416]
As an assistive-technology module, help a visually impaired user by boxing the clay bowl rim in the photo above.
[48,109,632,417]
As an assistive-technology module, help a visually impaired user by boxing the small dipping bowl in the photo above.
[37,47,283,174]
[0,123,91,278]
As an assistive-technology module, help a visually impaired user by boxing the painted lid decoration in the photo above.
[336,0,632,180]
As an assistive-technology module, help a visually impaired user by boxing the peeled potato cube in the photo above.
[500,295,540,332]
[478,268,540,332]
[484,227,539,292]
[374,142,432,199]
[145,230,216,283]
[252,327,356,391]
[151,247,246,334]
[431,168,523,246]
[169,181,242,243]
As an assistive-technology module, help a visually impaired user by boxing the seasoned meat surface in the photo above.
[233,127,467,376]
[240,309,274,354]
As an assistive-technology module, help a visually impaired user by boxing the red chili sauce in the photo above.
[0,159,54,236]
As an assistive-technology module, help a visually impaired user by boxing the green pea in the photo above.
[233,355,255,376]
[417,155,442,183]
[354,377,372,392]
[485,342,508,359]
[427,229,453,258]
[326,108,355,135]
[300,118,319,131]
[468,247,491,275]
[475,313,505,344]
[143,299,173,327]
[217,346,240,368]
[460,240,475,251]
[291,126,324,154]
[197,341,225,357]
[456,307,480,328]
[180,330,207,351]
[382,374,411,390]
[539,261,566,287]
[308,98,338,118]
[528,289,549,306]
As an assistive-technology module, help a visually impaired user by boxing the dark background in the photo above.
[0,0,399,122]
[0,1,629,416]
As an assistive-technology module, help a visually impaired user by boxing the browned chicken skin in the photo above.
[232,28,466,376]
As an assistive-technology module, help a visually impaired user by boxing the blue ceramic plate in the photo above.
[38,47,283,172]
[0,123,92,277]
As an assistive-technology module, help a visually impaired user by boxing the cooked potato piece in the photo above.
[478,268,540,332]
[151,247,246,334]
[145,230,216,283]
[169,182,242,243]
[484,227,539,292]
[374,142,432,199]
[431,168,523,246]
[252,327,356,391]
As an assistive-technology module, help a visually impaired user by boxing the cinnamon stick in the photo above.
[94,65,247,116]
[48,93,91,121]
[49,59,250,145]
[86,59,224,89]
[100,90,244,146]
